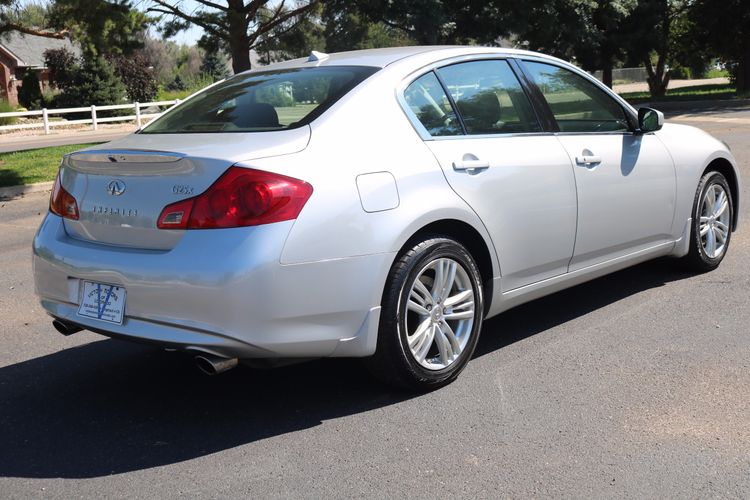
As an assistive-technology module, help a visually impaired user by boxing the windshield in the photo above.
[142,66,379,134]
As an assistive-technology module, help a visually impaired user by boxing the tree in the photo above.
[512,0,637,88]
[44,48,126,108]
[3,1,50,29]
[60,56,126,107]
[688,0,750,92]
[149,0,320,73]
[254,3,325,64]
[1,0,150,52]
[18,71,43,109]
[112,53,158,102]
[48,0,151,56]
[351,0,514,46]
[622,0,692,98]
[0,0,66,38]
[200,49,230,81]
[321,1,413,53]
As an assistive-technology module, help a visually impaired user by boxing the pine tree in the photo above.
[200,50,229,82]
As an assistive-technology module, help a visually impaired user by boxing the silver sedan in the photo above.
[33,46,740,390]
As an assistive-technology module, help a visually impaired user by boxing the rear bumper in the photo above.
[33,214,393,358]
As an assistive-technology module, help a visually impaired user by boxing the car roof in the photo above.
[246,46,563,73]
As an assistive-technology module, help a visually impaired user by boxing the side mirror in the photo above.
[638,107,664,133]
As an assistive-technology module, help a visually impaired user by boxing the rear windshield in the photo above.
[142,66,379,134]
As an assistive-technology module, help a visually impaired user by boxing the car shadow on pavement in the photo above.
[0,342,411,479]
[475,258,695,357]
[0,259,695,479]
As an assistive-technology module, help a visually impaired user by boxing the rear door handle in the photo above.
[452,159,490,173]
[575,155,602,166]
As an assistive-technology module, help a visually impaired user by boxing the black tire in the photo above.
[365,236,484,391]
[682,171,734,272]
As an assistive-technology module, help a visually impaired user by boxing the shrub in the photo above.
[166,75,187,92]
[0,99,17,125]
[18,71,44,110]
[200,50,230,82]
[44,48,77,88]
[111,53,158,103]
[50,56,126,110]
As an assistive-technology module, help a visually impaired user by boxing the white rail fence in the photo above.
[0,100,180,134]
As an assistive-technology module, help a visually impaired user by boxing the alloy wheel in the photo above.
[403,257,476,370]
[699,183,731,259]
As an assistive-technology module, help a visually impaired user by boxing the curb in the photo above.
[0,181,53,200]
[636,98,750,112]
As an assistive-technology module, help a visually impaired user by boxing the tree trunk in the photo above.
[602,66,613,88]
[644,56,669,99]
[230,41,251,73]
[738,42,750,93]
[228,0,251,74]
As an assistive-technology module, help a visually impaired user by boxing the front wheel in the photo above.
[683,171,734,272]
[366,237,484,391]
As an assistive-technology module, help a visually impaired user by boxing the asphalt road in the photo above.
[1,110,749,498]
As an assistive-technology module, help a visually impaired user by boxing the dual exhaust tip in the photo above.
[51,319,238,375]
[52,319,83,336]
[194,354,238,376]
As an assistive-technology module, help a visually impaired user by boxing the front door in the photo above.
[520,60,676,271]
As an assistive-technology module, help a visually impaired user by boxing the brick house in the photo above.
[0,31,80,107]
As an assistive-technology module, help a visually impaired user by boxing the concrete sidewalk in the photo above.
[0,126,133,153]
[612,77,730,94]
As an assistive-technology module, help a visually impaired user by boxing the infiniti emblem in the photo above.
[107,179,126,196]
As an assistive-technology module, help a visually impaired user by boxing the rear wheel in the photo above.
[366,237,484,391]
[683,171,733,272]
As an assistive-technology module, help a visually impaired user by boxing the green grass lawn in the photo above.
[620,83,739,104]
[0,143,101,188]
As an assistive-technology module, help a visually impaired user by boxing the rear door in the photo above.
[519,60,676,271]
[403,59,578,291]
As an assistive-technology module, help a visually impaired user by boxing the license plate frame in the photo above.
[77,281,126,325]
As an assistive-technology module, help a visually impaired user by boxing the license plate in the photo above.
[77,281,126,325]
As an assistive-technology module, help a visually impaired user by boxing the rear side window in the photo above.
[436,60,540,134]
[142,66,379,134]
[403,72,463,137]
[523,61,630,133]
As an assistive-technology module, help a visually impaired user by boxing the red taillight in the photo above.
[157,167,313,230]
[49,171,79,220]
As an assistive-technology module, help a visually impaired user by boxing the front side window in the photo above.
[403,72,463,137]
[523,61,630,133]
[143,66,378,134]
[436,60,540,135]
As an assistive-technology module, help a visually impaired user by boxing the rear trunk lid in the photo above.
[60,127,310,250]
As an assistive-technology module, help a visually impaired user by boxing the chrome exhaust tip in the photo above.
[52,319,83,336]
[194,354,239,375]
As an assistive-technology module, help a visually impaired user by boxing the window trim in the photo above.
[396,54,556,142]
[433,70,468,135]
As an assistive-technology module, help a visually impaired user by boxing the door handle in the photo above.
[452,159,490,173]
[575,155,602,166]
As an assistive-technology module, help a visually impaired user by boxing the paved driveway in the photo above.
[0,112,748,498]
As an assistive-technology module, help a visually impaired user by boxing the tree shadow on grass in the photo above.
[0,259,696,479]
[0,168,23,190]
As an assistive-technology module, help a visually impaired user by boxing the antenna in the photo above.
[308,50,329,62]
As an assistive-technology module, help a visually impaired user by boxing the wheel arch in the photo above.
[703,157,740,231]
[393,218,497,316]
